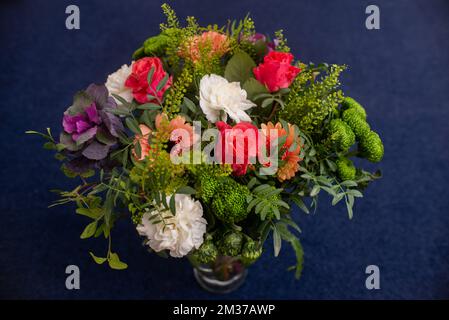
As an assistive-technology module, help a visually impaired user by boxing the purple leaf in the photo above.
[82,141,110,160]
[66,157,95,173]
[69,91,94,115]
[59,132,81,151]
[96,126,117,146]
[86,84,109,109]
[100,110,124,138]
[74,126,98,145]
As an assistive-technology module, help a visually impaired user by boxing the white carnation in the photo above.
[105,63,134,104]
[136,194,207,258]
[199,74,256,123]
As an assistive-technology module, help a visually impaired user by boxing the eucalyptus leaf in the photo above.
[80,221,97,239]
[224,51,256,83]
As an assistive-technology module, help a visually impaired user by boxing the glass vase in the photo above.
[192,255,247,294]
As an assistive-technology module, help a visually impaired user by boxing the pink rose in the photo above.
[253,51,301,92]
[125,57,172,104]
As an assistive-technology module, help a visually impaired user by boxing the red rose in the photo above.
[253,51,301,92]
[125,57,172,104]
[215,121,259,176]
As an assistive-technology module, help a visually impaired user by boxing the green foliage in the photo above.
[246,179,290,221]
[336,157,356,181]
[280,64,346,134]
[359,131,384,163]
[224,50,256,83]
[163,66,194,117]
[129,150,186,195]
[160,3,180,30]
[274,29,290,53]
[328,119,356,152]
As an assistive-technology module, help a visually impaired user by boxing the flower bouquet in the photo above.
[28,4,383,293]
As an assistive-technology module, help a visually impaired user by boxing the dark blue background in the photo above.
[1,0,448,299]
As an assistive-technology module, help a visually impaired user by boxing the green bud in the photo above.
[342,108,371,140]
[342,97,367,120]
[329,119,355,152]
[219,231,243,257]
[193,240,218,264]
[359,131,384,163]
[336,157,356,181]
[241,239,262,265]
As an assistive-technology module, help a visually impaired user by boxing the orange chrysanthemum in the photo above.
[261,121,301,182]
[181,31,230,63]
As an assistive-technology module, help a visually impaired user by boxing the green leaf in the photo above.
[61,164,78,178]
[137,103,161,111]
[76,207,103,219]
[261,98,274,108]
[290,195,310,214]
[125,117,142,135]
[176,186,196,195]
[108,252,128,270]
[346,195,354,219]
[111,94,130,107]
[156,73,170,91]
[289,238,304,279]
[89,252,107,265]
[325,159,337,172]
[224,51,256,83]
[273,226,282,257]
[347,189,363,198]
[332,193,345,206]
[43,141,56,150]
[341,180,358,187]
[141,110,153,128]
[134,140,142,159]
[310,185,321,197]
[242,78,268,100]
[80,221,97,239]
[80,169,95,178]
[169,195,176,215]
[183,97,197,113]
[147,66,155,84]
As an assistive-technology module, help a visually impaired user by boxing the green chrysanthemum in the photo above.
[359,131,384,163]
[218,231,243,257]
[133,28,179,59]
[241,238,262,265]
[336,157,356,181]
[342,97,367,120]
[193,164,232,203]
[342,108,371,140]
[328,119,356,152]
[211,177,250,224]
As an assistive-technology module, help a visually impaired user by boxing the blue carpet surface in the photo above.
[0,0,448,299]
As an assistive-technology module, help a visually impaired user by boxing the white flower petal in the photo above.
[136,194,206,257]
[199,74,255,123]
[105,63,134,105]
